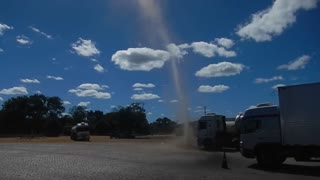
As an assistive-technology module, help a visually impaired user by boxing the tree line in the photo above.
[0,94,177,137]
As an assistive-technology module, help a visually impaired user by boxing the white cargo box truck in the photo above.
[239,82,320,167]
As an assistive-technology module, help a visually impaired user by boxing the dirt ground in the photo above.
[0,135,177,144]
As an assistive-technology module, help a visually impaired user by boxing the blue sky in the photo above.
[0,0,319,122]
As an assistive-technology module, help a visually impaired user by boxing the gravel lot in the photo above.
[1,137,320,180]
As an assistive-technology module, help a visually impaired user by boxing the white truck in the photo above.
[239,82,320,167]
[70,122,90,141]
[197,113,239,149]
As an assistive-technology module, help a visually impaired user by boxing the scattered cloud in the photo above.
[272,84,286,90]
[0,23,13,35]
[148,112,153,115]
[214,38,235,49]
[71,38,100,57]
[35,91,41,94]
[46,75,63,80]
[133,88,143,91]
[195,62,245,78]
[69,89,111,99]
[69,84,111,99]
[78,101,90,107]
[190,41,236,58]
[0,97,3,101]
[132,83,155,88]
[102,85,109,89]
[236,0,318,42]
[29,26,52,39]
[277,55,311,70]
[111,47,171,71]
[166,43,188,59]
[170,100,178,103]
[63,101,71,105]
[131,93,160,100]
[0,86,28,95]
[94,64,104,73]
[158,99,164,102]
[0,48,3,52]
[20,78,40,84]
[255,76,283,83]
[16,35,32,45]
[198,85,230,93]
[77,83,102,90]
[91,58,98,62]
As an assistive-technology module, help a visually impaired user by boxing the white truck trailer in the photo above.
[239,82,320,167]
[197,113,239,149]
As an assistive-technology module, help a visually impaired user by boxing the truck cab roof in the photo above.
[244,105,279,118]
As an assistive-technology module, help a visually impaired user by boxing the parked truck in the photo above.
[197,113,239,149]
[239,82,320,167]
[70,122,90,141]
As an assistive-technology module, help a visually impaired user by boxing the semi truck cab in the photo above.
[240,105,281,158]
[70,122,90,141]
[197,114,226,149]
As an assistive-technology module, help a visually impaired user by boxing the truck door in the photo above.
[241,118,262,151]
[241,116,281,152]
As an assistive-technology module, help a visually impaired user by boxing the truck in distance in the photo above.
[197,113,239,149]
[70,122,90,141]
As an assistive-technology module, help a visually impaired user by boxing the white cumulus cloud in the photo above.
[170,100,178,103]
[277,55,311,70]
[111,47,171,71]
[236,0,318,42]
[195,62,245,78]
[190,41,236,58]
[16,35,32,45]
[133,88,143,91]
[198,85,230,93]
[29,26,52,39]
[78,102,90,107]
[0,23,13,36]
[69,89,111,99]
[20,78,40,84]
[255,76,283,83]
[0,48,3,52]
[69,84,111,99]
[0,87,28,95]
[132,83,155,88]
[94,64,104,73]
[0,97,3,101]
[131,93,160,100]
[71,38,100,57]
[166,43,189,59]
[77,83,102,90]
[214,38,235,49]
[47,75,63,80]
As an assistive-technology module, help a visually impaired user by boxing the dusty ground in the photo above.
[0,135,178,144]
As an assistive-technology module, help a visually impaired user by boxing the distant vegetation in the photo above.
[0,94,176,137]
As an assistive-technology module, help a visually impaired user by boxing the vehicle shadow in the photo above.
[248,163,320,177]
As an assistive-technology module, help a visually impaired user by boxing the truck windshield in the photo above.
[76,126,89,132]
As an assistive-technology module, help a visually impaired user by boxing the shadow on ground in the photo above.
[248,163,320,177]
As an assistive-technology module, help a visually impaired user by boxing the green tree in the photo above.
[69,106,88,124]
[149,117,176,135]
